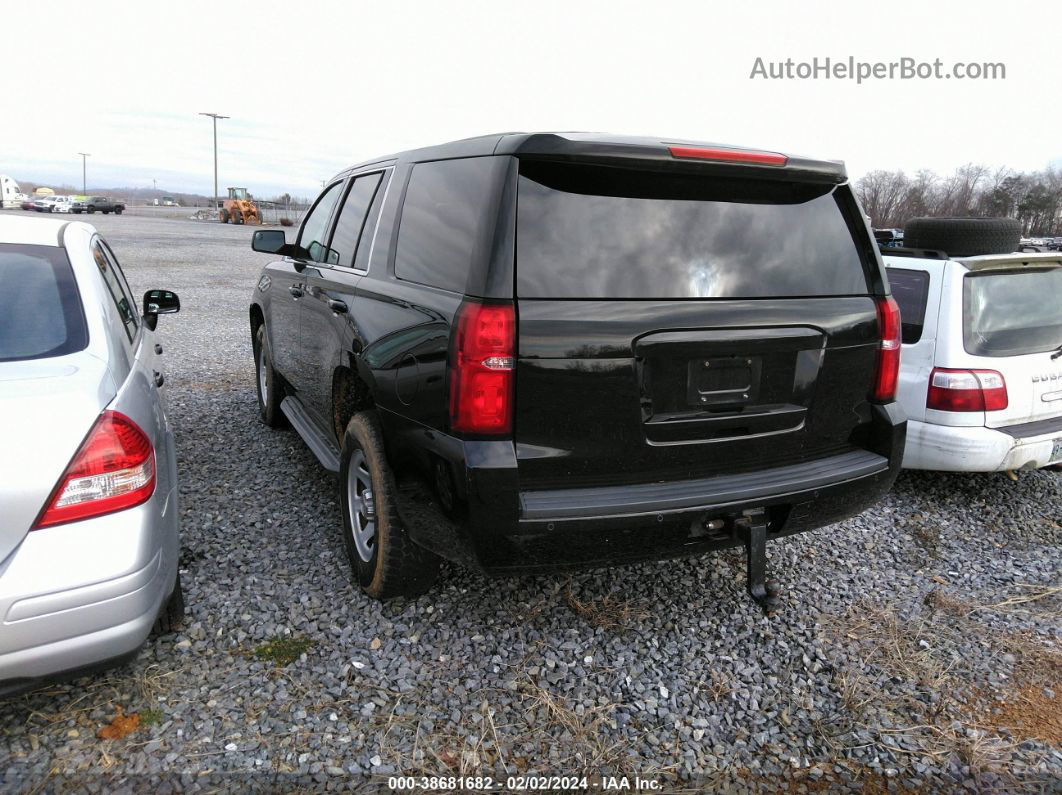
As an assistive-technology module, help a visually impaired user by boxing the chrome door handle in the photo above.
[289,286,304,298]
[328,299,348,314]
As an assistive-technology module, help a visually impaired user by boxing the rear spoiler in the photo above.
[957,253,1062,271]
[497,134,847,185]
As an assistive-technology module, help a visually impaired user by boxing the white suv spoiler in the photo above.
[956,253,1062,271]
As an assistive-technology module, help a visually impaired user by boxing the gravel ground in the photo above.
[1,212,1060,792]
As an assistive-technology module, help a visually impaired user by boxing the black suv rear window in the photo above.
[0,243,88,362]
[516,162,871,299]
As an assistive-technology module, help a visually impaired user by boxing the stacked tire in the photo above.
[902,217,1022,257]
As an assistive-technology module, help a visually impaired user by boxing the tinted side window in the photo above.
[326,172,383,268]
[394,158,497,293]
[354,171,390,272]
[92,241,139,344]
[297,181,343,263]
[885,267,931,344]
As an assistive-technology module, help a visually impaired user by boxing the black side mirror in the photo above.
[252,229,312,263]
[143,289,180,330]
[252,229,287,254]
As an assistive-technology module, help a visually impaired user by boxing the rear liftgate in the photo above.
[636,328,825,614]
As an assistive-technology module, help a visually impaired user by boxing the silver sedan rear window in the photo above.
[0,243,88,362]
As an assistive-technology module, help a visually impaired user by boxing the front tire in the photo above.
[339,411,440,600]
[254,325,286,427]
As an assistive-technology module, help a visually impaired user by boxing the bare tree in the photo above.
[855,163,1062,235]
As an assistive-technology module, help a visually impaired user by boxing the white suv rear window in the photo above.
[964,268,1062,356]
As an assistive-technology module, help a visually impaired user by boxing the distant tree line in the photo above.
[855,164,1062,235]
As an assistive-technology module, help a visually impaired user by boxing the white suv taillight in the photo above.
[926,368,1008,412]
[34,411,156,529]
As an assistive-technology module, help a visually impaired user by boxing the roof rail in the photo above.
[878,246,949,260]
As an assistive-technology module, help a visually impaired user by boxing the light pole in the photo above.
[77,152,90,195]
[199,112,229,219]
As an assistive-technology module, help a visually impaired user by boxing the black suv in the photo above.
[249,133,905,607]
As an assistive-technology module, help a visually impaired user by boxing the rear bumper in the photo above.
[903,419,1062,471]
[0,486,179,696]
[393,403,905,574]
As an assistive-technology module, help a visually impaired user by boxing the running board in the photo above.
[280,396,341,473]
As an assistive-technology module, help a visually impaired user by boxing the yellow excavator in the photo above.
[218,187,262,225]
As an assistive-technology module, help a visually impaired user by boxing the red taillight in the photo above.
[872,297,901,402]
[926,368,1008,412]
[449,302,515,435]
[668,146,788,167]
[34,411,156,529]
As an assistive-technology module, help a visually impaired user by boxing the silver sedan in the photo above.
[0,215,183,695]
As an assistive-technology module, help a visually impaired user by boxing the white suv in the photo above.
[885,232,1062,472]
[31,195,73,213]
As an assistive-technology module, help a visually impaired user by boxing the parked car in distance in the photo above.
[32,195,73,214]
[248,133,906,608]
[0,215,184,696]
[874,228,904,248]
[71,196,125,215]
[884,217,1062,472]
[19,197,36,211]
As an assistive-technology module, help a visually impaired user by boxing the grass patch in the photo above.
[563,581,649,631]
[253,635,315,667]
[139,708,164,727]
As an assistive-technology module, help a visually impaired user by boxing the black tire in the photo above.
[903,217,1021,257]
[254,324,286,428]
[115,208,123,215]
[220,209,230,223]
[339,411,440,600]
[88,207,96,214]
[152,572,185,636]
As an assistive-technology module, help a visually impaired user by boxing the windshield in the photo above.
[516,161,872,299]
[0,244,88,362]
[963,268,1062,356]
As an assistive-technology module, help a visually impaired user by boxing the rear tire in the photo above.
[903,217,1021,257]
[220,209,230,223]
[115,208,123,215]
[152,572,185,636]
[339,411,440,600]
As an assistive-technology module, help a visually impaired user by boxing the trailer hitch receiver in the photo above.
[734,507,781,614]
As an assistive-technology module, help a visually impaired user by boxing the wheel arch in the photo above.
[249,303,265,348]
[331,361,376,443]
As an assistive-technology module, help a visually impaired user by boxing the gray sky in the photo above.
[3,0,1059,198]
